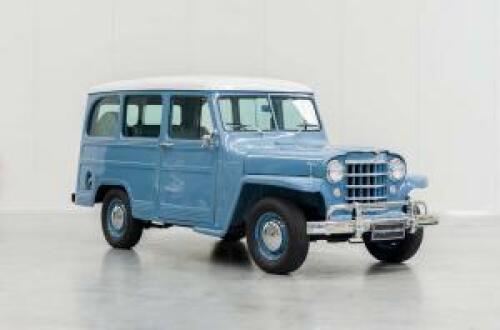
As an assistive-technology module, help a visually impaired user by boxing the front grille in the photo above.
[346,161,388,203]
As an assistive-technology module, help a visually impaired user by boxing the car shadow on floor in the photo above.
[365,262,412,275]
[209,240,252,268]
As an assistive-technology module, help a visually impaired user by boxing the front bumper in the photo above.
[307,200,439,241]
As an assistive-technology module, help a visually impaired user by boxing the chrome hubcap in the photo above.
[261,220,283,252]
[110,204,125,230]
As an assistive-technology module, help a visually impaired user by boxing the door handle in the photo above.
[160,141,175,148]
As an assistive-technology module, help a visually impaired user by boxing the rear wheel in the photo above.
[246,198,309,274]
[363,228,424,263]
[101,189,143,249]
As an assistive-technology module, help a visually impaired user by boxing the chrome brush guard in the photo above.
[306,200,439,243]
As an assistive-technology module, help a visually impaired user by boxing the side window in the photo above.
[219,98,233,125]
[169,96,213,139]
[123,95,162,138]
[88,96,120,137]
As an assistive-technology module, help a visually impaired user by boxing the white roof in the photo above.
[89,76,313,94]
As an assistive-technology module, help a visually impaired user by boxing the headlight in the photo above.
[389,158,406,181]
[327,160,344,183]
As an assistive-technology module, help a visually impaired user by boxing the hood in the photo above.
[230,132,389,177]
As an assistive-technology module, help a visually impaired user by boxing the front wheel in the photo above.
[101,189,143,249]
[246,198,309,274]
[363,228,424,263]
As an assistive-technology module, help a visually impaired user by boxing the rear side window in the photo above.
[123,95,162,138]
[88,96,120,137]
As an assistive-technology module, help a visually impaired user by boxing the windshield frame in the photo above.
[214,92,322,133]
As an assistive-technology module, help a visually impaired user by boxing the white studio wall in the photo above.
[0,0,498,214]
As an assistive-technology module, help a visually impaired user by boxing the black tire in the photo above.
[101,189,143,249]
[245,197,309,274]
[363,228,424,263]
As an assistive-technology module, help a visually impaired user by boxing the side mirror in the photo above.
[201,130,219,149]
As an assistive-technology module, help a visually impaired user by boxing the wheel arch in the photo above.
[226,180,326,233]
[94,183,130,203]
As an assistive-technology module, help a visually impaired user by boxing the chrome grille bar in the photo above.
[346,159,388,204]
[345,159,387,164]
[346,172,387,177]
[346,196,386,201]
[346,184,385,188]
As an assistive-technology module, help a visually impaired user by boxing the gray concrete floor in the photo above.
[0,212,498,330]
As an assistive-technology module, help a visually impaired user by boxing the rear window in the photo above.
[88,96,120,137]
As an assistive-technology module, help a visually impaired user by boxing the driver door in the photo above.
[158,93,218,225]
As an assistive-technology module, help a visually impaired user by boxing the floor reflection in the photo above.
[100,248,142,282]
[363,262,422,316]
[4,214,497,329]
[209,240,251,267]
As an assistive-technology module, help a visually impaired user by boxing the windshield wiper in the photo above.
[224,123,261,132]
[296,121,320,131]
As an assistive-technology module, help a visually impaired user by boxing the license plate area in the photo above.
[371,222,406,241]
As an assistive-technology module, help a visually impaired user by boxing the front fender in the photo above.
[241,175,325,192]
[218,175,327,235]
[399,174,428,196]
[240,175,340,212]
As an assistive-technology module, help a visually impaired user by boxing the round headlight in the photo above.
[327,160,344,183]
[389,158,406,181]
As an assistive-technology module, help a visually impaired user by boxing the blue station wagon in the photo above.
[73,76,438,274]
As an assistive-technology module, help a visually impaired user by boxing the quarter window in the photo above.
[123,95,162,137]
[169,96,213,139]
[88,96,120,137]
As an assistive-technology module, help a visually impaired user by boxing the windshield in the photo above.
[218,95,320,132]
[271,96,320,131]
